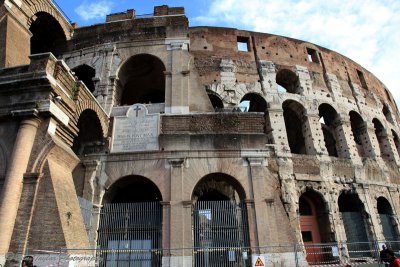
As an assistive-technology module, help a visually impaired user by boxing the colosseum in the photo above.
[0,1,399,267]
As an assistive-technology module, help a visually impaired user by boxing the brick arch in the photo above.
[27,3,72,40]
[75,102,109,137]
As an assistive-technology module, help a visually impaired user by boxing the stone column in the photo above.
[356,185,379,241]
[246,157,270,252]
[167,158,189,267]
[266,106,291,157]
[82,160,100,203]
[339,113,362,164]
[304,112,325,156]
[0,111,40,266]
[169,41,190,114]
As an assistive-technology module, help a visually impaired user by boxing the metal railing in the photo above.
[16,241,400,266]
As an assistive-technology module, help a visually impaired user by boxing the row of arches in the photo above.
[207,89,400,160]
[96,174,399,266]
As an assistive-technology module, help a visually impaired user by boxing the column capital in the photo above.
[247,157,266,166]
[11,108,39,119]
[182,200,193,207]
[82,160,100,170]
[244,198,255,204]
[168,158,185,167]
[160,201,171,206]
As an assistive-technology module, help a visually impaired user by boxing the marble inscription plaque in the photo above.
[111,104,159,153]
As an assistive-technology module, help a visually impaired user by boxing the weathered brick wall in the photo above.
[161,113,265,134]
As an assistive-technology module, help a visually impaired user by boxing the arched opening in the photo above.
[207,91,224,111]
[276,69,301,94]
[283,100,308,154]
[373,118,393,161]
[72,109,104,156]
[240,93,267,112]
[377,197,399,244]
[383,104,394,124]
[319,104,340,157]
[192,173,249,267]
[30,12,66,56]
[118,54,166,106]
[98,176,163,266]
[299,191,331,264]
[338,192,371,258]
[72,65,96,93]
[349,111,367,158]
[392,130,400,158]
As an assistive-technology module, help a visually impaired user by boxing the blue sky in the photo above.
[55,0,400,107]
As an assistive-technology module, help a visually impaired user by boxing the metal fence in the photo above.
[18,241,400,266]
[97,202,162,267]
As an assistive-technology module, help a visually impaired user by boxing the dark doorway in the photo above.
[192,173,250,267]
[98,176,162,267]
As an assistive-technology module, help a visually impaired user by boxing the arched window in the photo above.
[319,104,341,157]
[283,100,308,154]
[382,104,394,124]
[207,91,224,111]
[349,111,368,158]
[72,65,96,93]
[72,110,104,155]
[118,54,166,106]
[240,93,267,112]
[276,69,301,94]
[30,12,66,56]
[373,118,393,161]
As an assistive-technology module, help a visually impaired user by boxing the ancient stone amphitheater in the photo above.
[0,1,399,267]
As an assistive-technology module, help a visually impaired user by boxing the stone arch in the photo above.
[207,90,224,111]
[103,175,163,204]
[377,197,399,243]
[276,69,301,94]
[72,65,96,93]
[72,109,105,156]
[75,102,108,137]
[98,175,163,266]
[28,4,72,39]
[373,118,393,161]
[338,191,372,258]
[382,103,394,124]
[191,173,246,203]
[319,103,341,157]
[240,93,267,112]
[191,173,250,265]
[29,12,67,56]
[283,100,309,154]
[299,190,332,264]
[116,53,166,106]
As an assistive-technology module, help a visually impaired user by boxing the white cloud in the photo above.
[194,0,400,107]
[75,1,113,21]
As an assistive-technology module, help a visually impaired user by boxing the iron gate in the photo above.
[97,202,162,267]
[193,200,251,267]
[341,212,372,259]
